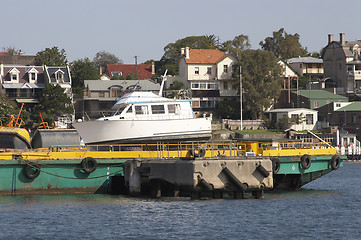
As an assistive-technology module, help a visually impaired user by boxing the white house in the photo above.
[266,108,318,131]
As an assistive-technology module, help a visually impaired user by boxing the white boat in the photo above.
[73,91,212,144]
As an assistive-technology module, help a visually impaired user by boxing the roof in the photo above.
[112,91,187,108]
[288,57,323,64]
[184,49,229,64]
[0,66,45,83]
[45,66,71,83]
[84,79,160,91]
[0,55,36,65]
[335,101,361,112]
[266,108,317,113]
[294,90,348,100]
[107,64,153,79]
[2,83,46,89]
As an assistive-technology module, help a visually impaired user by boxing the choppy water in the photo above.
[0,162,360,240]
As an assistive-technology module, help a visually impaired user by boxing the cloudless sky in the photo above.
[2,0,360,64]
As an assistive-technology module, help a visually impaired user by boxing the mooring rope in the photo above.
[24,161,125,180]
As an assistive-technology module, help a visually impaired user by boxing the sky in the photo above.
[2,0,360,64]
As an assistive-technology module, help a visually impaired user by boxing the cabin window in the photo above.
[135,105,148,115]
[126,107,132,113]
[306,114,313,124]
[151,105,165,114]
[168,104,181,114]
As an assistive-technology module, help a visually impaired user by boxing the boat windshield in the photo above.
[114,106,127,115]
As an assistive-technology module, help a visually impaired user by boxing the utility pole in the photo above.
[240,66,243,130]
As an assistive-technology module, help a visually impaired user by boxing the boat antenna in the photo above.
[159,69,168,97]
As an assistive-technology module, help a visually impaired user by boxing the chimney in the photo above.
[0,61,3,76]
[328,34,333,44]
[19,50,23,56]
[185,47,190,59]
[181,48,185,55]
[340,33,345,46]
[151,61,155,74]
[99,66,102,75]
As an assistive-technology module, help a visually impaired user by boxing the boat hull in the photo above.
[73,118,212,144]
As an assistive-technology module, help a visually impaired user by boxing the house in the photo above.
[266,108,318,131]
[77,79,160,119]
[175,47,237,116]
[322,33,361,95]
[277,58,299,105]
[276,89,347,109]
[287,56,323,80]
[107,63,155,80]
[0,62,72,110]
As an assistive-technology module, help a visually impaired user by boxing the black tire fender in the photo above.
[271,157,281,174]
[191,148,206,158]
[300,154,311,169]
[330,155,341,170]
[81,157,98,173]
[24,163,41,179]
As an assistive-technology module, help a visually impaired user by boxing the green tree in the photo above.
[32,84,73,124]
[222,34,251,56]
[93,51,122,73]
[259,28,308,59]
[236,49,283,119]
[214,99,240,119]
[71,58,99,90]
[168,80,184,90]
[35,46,68,66]
[0,96,19,118]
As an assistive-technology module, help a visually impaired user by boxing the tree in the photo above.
[214,99,240,119]
[32,84,73,124]
[35,46,68,66]
[236,49,283,119]
[222,34,251,56]
[93,51,122,73]
[0,96,19,118]
[2,46,21,55]
[168,80,184,90]
[71,58,99,90]
[259,28,308,59]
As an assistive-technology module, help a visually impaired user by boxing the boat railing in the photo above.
[0,116,25,128]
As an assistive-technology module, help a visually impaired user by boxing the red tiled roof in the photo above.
[0,52,10,56]
[184,49,228,64]
[107,64,153,79]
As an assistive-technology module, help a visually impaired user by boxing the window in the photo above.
[126,107,132,113]
[306,114,313,124]
[55,71,64,82]
[339,115,345,123]
[200,83,207,89]
[99,92,104,97]
[207,67,212,74]
[336,103,341,107]
[195,67,199,75]
[11,74,17,81]
[31,73,36,81]
[223,65,228,73]
[192,101,200,108]
[168,104,180,114]
[111,72,122,76]
[207,83,216,89]
[151,105,165,114]
[300,64,303,68]
[314,102,319,108]
[352,115,357,123]
[191,83,199,89]
[223,82,228,90]
[135,105,148,115]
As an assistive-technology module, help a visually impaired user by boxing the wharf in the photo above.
[0,141,344,198]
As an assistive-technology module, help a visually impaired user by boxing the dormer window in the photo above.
[27,67,38,83]
[8,68,20,82]
[55,69,64,83]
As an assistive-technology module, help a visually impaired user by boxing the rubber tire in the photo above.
[271,157,281,174]
[24,163,41,179]
[191,148,206,158]
[81,157,98,173]
[300,154,311,169]
[330,155,341,170]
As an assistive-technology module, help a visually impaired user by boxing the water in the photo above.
[0,162,360,240]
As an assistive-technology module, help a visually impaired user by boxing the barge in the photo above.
[0,141,344,198]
